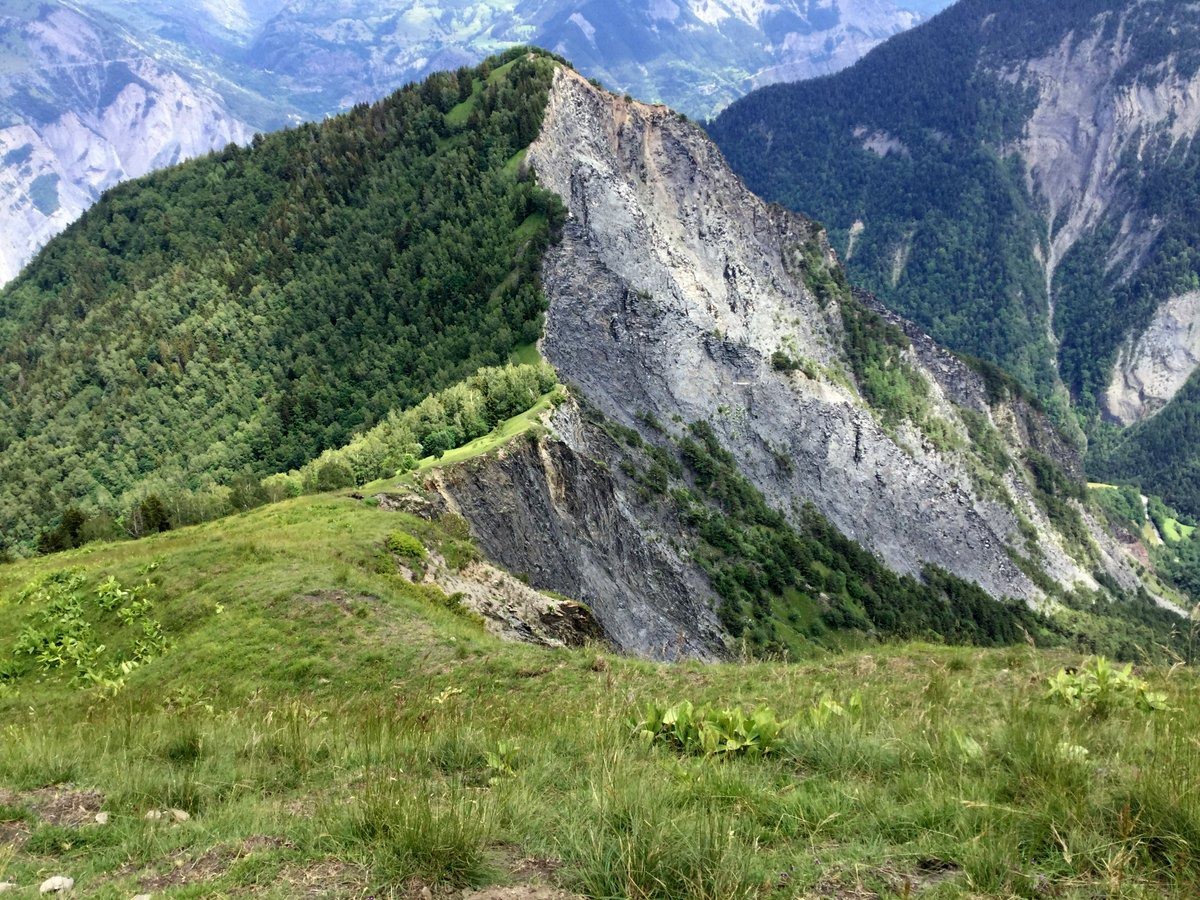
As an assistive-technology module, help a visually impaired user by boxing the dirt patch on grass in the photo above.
[896,858,964,893]
[802,882,880,899]
[803,858,964,898]
[296,590,379,616]
[0,785,104,827]
[238,857,370,897]
[464,888,581,899]
[506,854,563,883]
[135,836,295,892]
[136,846,235,892]
[0,819,31,849]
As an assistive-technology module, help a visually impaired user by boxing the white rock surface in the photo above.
[1008,9,1200,315]
[1106,292,1200,424]
[39,876,74,894]
[0,2,251,285]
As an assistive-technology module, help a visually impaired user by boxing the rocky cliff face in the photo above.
[1011,11,1200,292]
[1003,7,1200,418]
[433,403,727,659]
[711,0,1200,484]
[1105,291,1200,425]
[526,68,1125,600]
[431,66,1163,652]
[0,2,251,284]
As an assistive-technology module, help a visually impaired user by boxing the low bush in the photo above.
[1046,657,1170,714]
[632,700,794,758]
[386,531,427,562]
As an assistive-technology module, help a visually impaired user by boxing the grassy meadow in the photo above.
[0,493,1197,897]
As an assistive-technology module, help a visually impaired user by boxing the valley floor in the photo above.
[0,494,1197,898]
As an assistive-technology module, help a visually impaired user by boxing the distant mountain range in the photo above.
[0,0,948,284]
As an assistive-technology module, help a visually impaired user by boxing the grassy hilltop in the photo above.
[0,488,1197,898]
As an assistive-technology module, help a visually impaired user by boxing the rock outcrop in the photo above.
[432,404,727,659]
[422,65,1171,655]
[342,62,1180,658]
[1105,291,1200,425]
[524,67,1146,603]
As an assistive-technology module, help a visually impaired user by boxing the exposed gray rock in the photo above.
[39,876,74,895]
[379,515,604,649]
[524,67,1148,605]
[435,402,727,659]
[423,64,1175,656]
[1006,10,1200,330]
[1105,291,1200,425]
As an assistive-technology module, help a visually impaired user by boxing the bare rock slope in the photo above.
[437,67,1164,655]
[0,1,251,284]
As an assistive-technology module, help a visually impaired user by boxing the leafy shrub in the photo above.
[386,531,427,562]
[771,350,800,372]
[6,570,167,693]
[1046,657,1170,714]
[632,700,793,758]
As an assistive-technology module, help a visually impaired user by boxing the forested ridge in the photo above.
[0,48,566,551]
[709,0,1200,514]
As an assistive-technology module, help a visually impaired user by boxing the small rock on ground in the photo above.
[0,883,17,894]
[39,876,75,894]
[143,808,189,823]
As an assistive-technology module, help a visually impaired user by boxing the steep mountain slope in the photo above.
[709,0,1200,513]
[0,53,1183,662]
[468,67,1174,638]
[0,0,949,284]
[0,0,255,285]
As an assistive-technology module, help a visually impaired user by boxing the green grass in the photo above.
[445,79,484,128]
[1161,516,1196,543]
[442,55,523,134]
[507,341,542,367]
[502,148,528,177]
[512,211,548,246]
[487,59,519,85]
[408,386,561,475]
[0,488,1199,896]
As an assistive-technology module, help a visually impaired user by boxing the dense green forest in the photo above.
[709,0,1200,512]
[30,361,559,554]
[1092,369,1200,515]
[0,48,566,552]
[601,412,1191,662]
